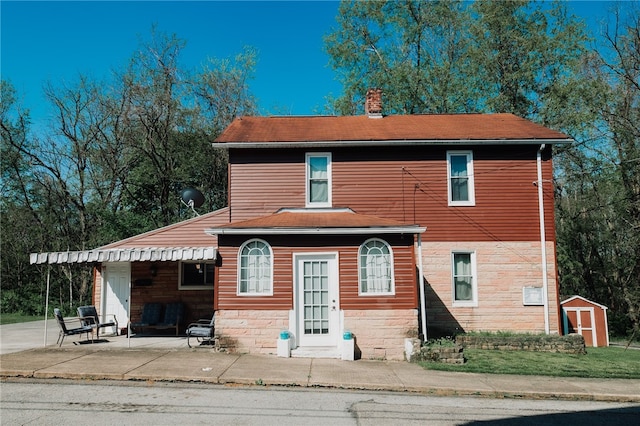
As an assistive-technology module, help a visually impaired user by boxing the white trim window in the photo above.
[447,151,475,206]
[179,261,215,290]
[452,251,477,306]
[306,153,332,207]
[238,239,273,295]
[359,238,395,295]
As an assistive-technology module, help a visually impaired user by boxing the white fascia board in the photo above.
[205,226,427,236]
[211,138,574,149]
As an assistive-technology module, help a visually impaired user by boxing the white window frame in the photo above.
[447,150,475,206]
[358,238,395,296]
[237,239,273,296]
[451,250,478,307]
[305,152,332,208]
[179,261,215,290]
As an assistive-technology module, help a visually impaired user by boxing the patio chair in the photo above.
[130,302,163,334]
[186,313,215,348]
[154,302,184,335]
[77,305,118,339]
[53,308,94,347]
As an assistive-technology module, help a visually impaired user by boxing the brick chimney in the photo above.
[365,88,383,118]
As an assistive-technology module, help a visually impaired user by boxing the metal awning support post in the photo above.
[43,266,51,347]
[127,266,132,348]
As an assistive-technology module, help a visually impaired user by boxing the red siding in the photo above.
[228,146,556,242]
[215,234,417,311]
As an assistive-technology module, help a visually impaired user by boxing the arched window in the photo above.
[359,238,394,295]
[238,239,273,295]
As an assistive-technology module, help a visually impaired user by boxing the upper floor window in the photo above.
[238,239,273,295]
[306,153,332,207]
[180,262,215,290]
[359,238,394,295]
[452,251,477,306]
[447,151,475,206]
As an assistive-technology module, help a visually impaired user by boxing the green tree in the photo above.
[325,0,477,115]
[1,29,257,316]
[325,0,588,119]
[556,5,640,340]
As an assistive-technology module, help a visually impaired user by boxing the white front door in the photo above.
[295,253,339,348]
[102,262,130,329]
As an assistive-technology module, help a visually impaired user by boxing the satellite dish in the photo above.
[180,187,205,216]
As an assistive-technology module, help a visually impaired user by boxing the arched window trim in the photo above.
[237,238,273,296]
[358,238,395,296]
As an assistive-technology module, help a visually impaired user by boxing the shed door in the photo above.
[295,254,339,348]
[565,307,596,347]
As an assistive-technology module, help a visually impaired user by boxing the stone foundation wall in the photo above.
[343,309,419,361]
[215,308,418,360]
[215,310,289,355]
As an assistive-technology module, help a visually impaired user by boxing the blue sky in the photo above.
[2,1,615,127]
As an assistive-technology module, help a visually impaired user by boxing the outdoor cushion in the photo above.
[132,303,163,326]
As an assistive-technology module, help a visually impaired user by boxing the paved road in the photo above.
[2,379,639,425]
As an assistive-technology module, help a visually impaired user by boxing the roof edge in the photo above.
[211,138,573,149]
[205,225,426,236]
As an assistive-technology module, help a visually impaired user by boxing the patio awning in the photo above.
[29,247,217,265]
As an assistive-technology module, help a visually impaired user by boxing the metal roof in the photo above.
[29,247,217,265]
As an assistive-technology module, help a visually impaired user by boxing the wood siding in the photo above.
[228,146,556,242]
[215,234,417,311]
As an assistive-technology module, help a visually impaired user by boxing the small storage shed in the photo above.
[561,296,609,347]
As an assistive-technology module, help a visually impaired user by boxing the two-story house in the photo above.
[31,90,572,360]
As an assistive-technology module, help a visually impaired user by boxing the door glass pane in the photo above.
[302,260,330,335]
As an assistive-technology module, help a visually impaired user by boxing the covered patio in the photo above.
[29,247,217,347]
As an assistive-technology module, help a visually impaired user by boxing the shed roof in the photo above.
[561,295,609,310]
[213,113,572,148]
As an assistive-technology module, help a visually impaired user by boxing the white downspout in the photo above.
[417,233,427,341]
[537,144,550,334]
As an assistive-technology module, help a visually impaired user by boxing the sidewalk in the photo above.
[1,323,639,402]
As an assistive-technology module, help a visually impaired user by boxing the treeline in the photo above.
[2,1,638,339]
[2,31,257,314]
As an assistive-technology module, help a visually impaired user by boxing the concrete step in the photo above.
[291,346,340,359]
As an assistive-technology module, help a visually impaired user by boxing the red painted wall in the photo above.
[228,145,555,242]
[215,234,417,311]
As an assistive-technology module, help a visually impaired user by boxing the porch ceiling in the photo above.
[29,247,217,265]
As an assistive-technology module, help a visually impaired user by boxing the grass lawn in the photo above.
[0,313,43,325]
[419,346,640,379]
